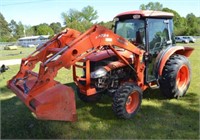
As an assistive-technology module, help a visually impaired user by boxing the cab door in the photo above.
[145,18,174,83]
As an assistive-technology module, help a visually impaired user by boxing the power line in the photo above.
[1,0,55,6]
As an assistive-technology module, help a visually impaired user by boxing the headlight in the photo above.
[90,68,107,79]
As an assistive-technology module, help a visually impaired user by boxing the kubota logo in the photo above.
[96,34,109,39]
[117,38,128,45]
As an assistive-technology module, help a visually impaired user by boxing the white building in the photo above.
[18,35,50,47]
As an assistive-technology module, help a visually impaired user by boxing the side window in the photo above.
[116,22,135,39]
[148,19,170,54]
[115,19,145,44]
[169,20,175,45]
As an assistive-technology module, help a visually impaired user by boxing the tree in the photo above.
[16,21,25,38]
[50,22,62,34]
[197,17,200,35]
[31,25,38,36]
[98,21,113,30]
[61,5,98,32]
[9,20,25,39]
[162,8,200,36]
[0,13,11,41]
[140,2,163,10]
[24,25,34,36]
[9,19,18,38]
[62,9,82,24]
[36,24,54,36]
[186,13,200,35]
[81,6,98,22]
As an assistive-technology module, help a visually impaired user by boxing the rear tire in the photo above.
[159,55,191,98]
[76,88,102,103]
[112,83,142,119]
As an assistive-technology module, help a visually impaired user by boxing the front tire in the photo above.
[112,83,142,119]
[159,55,191,98]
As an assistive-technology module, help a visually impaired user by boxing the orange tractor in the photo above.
[8,10,194,121]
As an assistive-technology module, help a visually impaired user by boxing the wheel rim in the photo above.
[176,65,189,90]
[126,91,140,114]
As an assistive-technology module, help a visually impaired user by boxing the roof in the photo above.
[115,10,174,18]
[18,35,50,40]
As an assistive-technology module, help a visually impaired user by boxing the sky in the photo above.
[1,0,200,26]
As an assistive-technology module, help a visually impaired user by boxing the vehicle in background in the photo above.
[27,44,36,48]
[175,36,189,43]
[182,36,196,43]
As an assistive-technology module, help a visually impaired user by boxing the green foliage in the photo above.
[62,9,81,24]
[140,2,163,10]
[62,5,98,32]
[16,21,25,38]
[165,9,200,36]
[81,5,98,22]
[50,22,62,34]
[185,13,200,35]
[1,13,61,40]
[24,25,34,36]
[34,23,54,36]
[98,21,113,30]
[8,20,25,40]
[9,20,17,38]
[0,13,12,41]
[140,2,200,36]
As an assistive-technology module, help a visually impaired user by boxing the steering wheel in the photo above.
[152,36,163,54]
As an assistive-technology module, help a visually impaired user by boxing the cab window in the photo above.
[115,19,145,45]
[148,19,171,54]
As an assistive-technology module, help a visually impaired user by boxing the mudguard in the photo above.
[154,45,194,78]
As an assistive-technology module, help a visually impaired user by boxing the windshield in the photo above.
[115,19,145,45]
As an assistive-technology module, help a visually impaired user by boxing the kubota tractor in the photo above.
[8,10,194,121]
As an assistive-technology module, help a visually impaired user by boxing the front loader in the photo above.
[8,10,194,121]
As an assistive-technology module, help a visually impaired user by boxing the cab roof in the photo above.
[115,10,174,18]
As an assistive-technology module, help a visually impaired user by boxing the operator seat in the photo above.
[136,31,143,44]
[135,31,145,49]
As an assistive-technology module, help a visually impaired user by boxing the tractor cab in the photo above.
[114,10,175,83]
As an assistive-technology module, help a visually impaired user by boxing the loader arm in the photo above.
[34,25,146,93]
[17,28,81,78]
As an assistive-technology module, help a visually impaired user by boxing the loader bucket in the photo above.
[8,73,77,122]
[30,84,77,121]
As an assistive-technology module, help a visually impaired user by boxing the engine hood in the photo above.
[86,49,133,62]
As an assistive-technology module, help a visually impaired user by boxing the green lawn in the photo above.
[0,46,35,60]
[0,40,199,139]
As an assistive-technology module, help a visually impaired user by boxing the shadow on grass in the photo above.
[1,83,199,139]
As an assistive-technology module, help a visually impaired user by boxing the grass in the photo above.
[0,40,200,139]
[0,46,35,60]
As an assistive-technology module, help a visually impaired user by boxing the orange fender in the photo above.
[155,46,194,77]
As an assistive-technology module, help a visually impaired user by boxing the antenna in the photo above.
[149,9,156,17]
